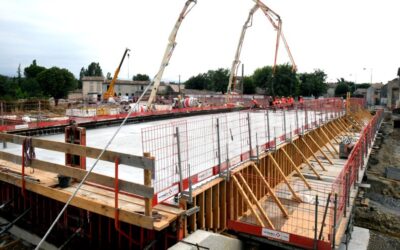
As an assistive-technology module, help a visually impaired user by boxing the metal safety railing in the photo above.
[141,98,346,205]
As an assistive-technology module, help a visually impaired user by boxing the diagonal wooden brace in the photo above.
[280,148,312,190]
[268,154,302,202]
[307,134,334,165]
[250,163,289,218]
[291,142,321,180]
[300,137,327,171]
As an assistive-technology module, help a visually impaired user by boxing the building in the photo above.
[81,76,149,101]
[353,88,368,97]
[386,78,400,109]
[366,83,383,106]
[325,82,337,97]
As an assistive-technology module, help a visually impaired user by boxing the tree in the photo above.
[24,60,46,78]
[36,67,77,105]
[252,64,298,96]
[81,62,103,77]
[207,68,229,93]
[133,74,150,81]
[184,73,211,90]
[298,69,328,97]
[356,83,371,89]
[334,78,355,97]
[243,76,256,94]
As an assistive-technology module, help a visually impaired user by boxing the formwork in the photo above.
[0,98,382,249]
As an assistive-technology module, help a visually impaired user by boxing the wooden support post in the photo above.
[318,128,339,154]
[212,185,220,231]
[291,142,322,180]
[237,173,275,229]
[307,134,334,165]
[188,197,196,233]
[229,180,235,221]
[268,154,302,202]
[330,121,346,137]
[198,192,205,229]
[206,188,213,229]
[250,163,289,218]
[322,126,340,145]
[280,148,312,190]
[220,182,226,230]
[313,131,336,158]
[300,138,327,171]
[231,176,265,227]
[337,119,353,135]
[143,152,153,217]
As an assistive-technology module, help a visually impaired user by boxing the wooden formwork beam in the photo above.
[318,128,339,154]
[280,148,312,190]
[250,163,289,218]
[306,134,334,165]
[331,120,349,137]
[237,173,275,229]
[291,142,321,180]
[321,125,339,144]
[267,154,302,202]
[313,131,337,158]
[337,118,354,135]
[198,192,205,229]
[300,137,327,171]
[212,184,220,231]
[219,182,226,230]
[232,175,265,227]
[327,121,342,137]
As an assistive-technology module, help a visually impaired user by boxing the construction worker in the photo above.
[281,96,287,108]
[288,96,294,108]
[251,97,260,109]
[298,96,304,109]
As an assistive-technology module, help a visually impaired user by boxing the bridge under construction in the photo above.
[0,97,383,249]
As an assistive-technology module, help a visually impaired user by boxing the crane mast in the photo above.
[103,48,130,101]
[226,0,297,100]
[147,0,197,108]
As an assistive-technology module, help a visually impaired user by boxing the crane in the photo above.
[146,0,197,109]
[103,48,130,101]
[226,0,296,100]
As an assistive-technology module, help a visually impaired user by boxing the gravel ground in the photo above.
[368,230,400,250]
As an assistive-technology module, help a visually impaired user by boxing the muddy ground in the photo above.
[354,119,400,249]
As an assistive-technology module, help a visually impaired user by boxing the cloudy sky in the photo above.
[0,0,399,84]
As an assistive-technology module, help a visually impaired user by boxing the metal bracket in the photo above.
[185,206,200,217]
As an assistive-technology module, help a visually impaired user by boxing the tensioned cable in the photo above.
[35,79,155,249]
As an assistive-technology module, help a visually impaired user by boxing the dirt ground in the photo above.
[354,118,400,249]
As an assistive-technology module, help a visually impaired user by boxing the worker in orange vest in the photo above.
[288,96,294,107]
[281,96,287,108]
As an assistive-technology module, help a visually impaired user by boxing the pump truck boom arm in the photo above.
[103,48,130,100]
[226,0,296,98]
[147,0,196,108]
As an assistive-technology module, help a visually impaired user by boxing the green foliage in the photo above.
[133,74,150,81]
[24,60,46,79]
[36,67,77,105]
[184,73,211,90]
[80,62,103,78]
[207,68,229,93]
[335,78,355,97]
[243,76,256,94]
[184,68,229,93]
[298,69,328,97]
[252,64,298,96]
[356,83,371,89]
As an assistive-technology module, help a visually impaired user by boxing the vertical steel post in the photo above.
[314,195,319,250]
[332,193,338,249]
[216,118,222,175]
[175,127,184,193]
[247,112,252,156]
[283,108,287,140]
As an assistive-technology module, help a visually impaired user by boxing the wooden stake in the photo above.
[300,138,327,171]
[143,152,153,217]
[268,154,302,202]
[250,163,289,218]
[232,175,265,227]
[237,173,275,229]
[291,142,321,179]
[280,148,312,190]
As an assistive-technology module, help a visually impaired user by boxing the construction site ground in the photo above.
[354,117,400,250]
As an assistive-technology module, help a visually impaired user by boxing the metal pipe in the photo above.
[314,195,319,250]
[319,193,331,240]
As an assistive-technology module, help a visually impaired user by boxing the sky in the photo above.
[0,0,399,84]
